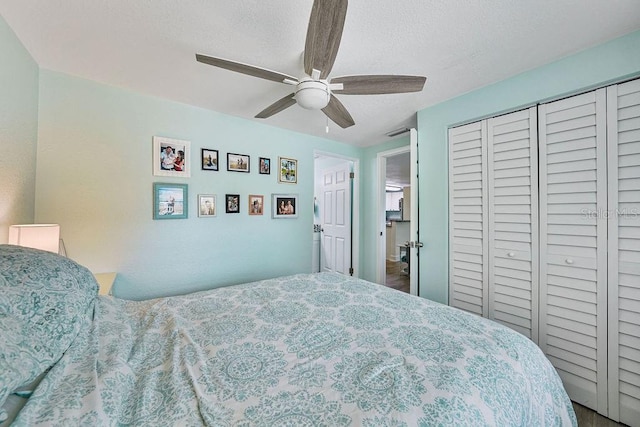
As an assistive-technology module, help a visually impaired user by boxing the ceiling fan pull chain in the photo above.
[326,116,329,134]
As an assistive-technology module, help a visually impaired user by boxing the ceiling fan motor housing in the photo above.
[295,79,330,110]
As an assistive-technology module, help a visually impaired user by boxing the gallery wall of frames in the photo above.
[152,136,299,220]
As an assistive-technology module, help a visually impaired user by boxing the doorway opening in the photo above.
[313,151,360,277]
[378,148,411,293]
[377,129,419,295]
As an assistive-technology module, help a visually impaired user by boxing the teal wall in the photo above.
[417,30,640,304]
[360,135,410,282]
[35,70,362,299]
[0,16,39,242]
[8,10,639,303]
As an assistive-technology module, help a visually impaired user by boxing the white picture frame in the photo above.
[198,194,217,217]
[272,193,298,218]
[153,136,191,177]
[278,156,297,184]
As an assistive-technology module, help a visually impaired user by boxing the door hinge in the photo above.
[349,267,354,276]
[349,172,355,179]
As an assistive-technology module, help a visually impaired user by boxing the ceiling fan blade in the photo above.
[304,0,348,79]
[322,94,355,128]
[196,54,298,84]
[331,75,427,95]
[255,93,297,119]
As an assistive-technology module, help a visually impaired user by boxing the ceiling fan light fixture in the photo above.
[295,80,330,110]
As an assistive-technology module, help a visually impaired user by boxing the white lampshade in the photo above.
[295,80,330,110]
[8,224,61,253]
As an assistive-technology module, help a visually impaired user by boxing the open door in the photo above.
[320,162,352,275]
[314,151,360,277]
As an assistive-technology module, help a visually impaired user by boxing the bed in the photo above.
[0,245,577,426]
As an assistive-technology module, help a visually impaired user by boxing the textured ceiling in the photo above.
[1,1,639,147]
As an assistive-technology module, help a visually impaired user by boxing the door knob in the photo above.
[565,259,574,265]
[507,252,515,258]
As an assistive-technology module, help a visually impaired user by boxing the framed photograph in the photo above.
[201,149,219,171]
[153,183,188,219]
[278,157,297,184]
[259,157,271,175]
[225,194,240,213]
[153,136,190,177]
[248,195,264,215]
[227,153,250,173]
[272,194,298,219]
[198,194,217,217]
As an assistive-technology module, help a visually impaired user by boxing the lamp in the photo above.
[8,224,61,253]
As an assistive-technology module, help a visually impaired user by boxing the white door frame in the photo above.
[314,150,360,277]
[408,128,419,296]
[376,145,412,289]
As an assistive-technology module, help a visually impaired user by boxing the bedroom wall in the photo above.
[0,16,39,242]
[35,70,362,300]
[417,30,640,304]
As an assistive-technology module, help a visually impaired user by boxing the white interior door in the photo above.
[448,121,489,316]
[487,107,539,342]
[539,88,608,415]
[607,79,640,426]
[321,162,352,275]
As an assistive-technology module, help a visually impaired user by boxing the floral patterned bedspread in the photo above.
[14,273,576,426]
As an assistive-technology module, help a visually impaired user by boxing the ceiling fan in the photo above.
[196,0,426,129]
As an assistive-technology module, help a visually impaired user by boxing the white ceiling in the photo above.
[1,1,639,147]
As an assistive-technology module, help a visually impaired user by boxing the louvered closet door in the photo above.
[607,79,640,427]
[487,107,538,342]
[539,88,608,414]
[448,121,489,317]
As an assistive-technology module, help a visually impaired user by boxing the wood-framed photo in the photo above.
[259,157,271,175]
[272,193,298,218]
[225,194,240,213]
[278,156,297,184]
[227,153,250,173]
[153,183,188,219]
[201,149,219,171]
[198,194,217,217]
[153,136,190,177]
[248,195,264,215]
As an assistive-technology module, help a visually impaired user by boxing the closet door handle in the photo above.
[565,258,574,265]
[507,252,515,258]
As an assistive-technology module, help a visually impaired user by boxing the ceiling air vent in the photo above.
[385,127,410,137]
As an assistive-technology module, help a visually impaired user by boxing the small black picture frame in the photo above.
[201,149,219,171]
[259,157,271,175]
[227,153,250,173]
[225,194,240,213]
